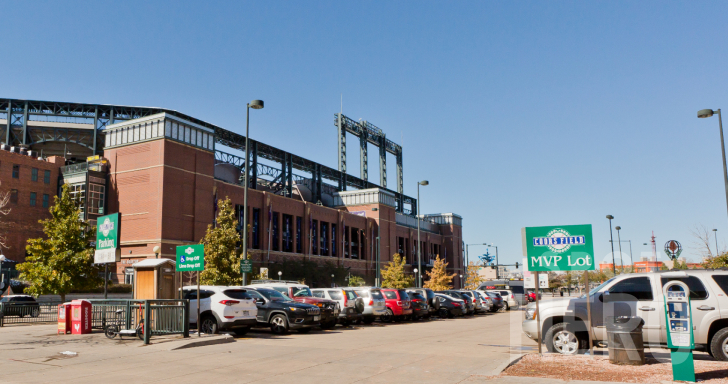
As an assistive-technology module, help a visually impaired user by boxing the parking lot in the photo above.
[0,309,530,384]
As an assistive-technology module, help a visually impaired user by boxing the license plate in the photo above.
[314,316,320,321]
[243,311,249,316]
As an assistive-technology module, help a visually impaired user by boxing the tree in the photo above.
[0,181,12,251]
[423,255,455,291]
[200,198,242,286]
[381,253,414,288]
[17,184,100,301]
[463,261,484,290]
[348,275,365,287]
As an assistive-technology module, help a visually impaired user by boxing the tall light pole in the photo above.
[242,100,264,286]
[416,180,429,288]
[713,229,719,257]
[698,109,728,224]
[606,215,616,275]
[485,244,499,279]
[0,254,5,297]
[466,243,487,268]
[615,226,624,272]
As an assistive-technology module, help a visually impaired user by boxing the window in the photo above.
[606,277,653,301]
[246,290,266,301]
[321,222,328,256]
[351,228,360,259]
[312,291,325,298]
[68,183,86,215]
[328,291,343,300]
[12,165,19,179]
[712,275,728,295]
[10,189,17,204]
[282,214,293,252]
[312,220,318,254]
[361,230,366,261]
[87,184,105,215]
[661,276,708,300]
[42,194,49,208]
[44,170,51,184]
[222,290,252,300]
[272,212,279,251]
[383,291,397,299]
[344,226,350,258]
[252,208,260,249]
[296,216,302,253]
[331,224,337,257]
[30,192,36,207]
[124,268,134,285]
[31,168,38,182]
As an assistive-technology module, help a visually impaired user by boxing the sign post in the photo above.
[176,244,204,336]
[94,213,120,299]
[240,259,252,277]
[522,224,595,356]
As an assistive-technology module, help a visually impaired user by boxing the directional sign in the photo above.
[522,224,595,272]
[94,213,120,264]
[176,244,205,272]
[240,259,252,274]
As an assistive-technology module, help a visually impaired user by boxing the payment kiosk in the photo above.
[663,281,695,382]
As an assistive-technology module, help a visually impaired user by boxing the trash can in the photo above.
[57,303,72,335]
[70,300,92,334]
[606,316,645,365]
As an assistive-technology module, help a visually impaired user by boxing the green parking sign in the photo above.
[521,224,595,272]
[176,244,205,272]
[240,259,252,274]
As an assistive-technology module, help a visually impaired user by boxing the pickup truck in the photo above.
[522,270,728,360]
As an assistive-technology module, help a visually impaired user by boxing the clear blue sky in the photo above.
[4,1,728,267]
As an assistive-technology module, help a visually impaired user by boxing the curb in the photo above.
[490,353,525,376]
[167,334,235,350]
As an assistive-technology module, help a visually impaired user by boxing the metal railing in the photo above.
[88,299,189,344]
[0,301,62,326]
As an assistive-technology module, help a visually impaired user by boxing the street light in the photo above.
[331,273,335,287]
[615,226,624,271]
[698,108,728,225]
[413,268,418,283]
[606,215,616,274]
[484,244,499,279]
[713,229,719,257]
[372,208,381,287]
[0,254,5,296]
[278,271,282,281]
[153,246,160,259]
[416,180,429,288]
[242,99,264,286]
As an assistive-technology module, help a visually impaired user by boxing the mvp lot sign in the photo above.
[522,224,595,271]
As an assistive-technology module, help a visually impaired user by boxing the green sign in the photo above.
[240,259,252,274]
[176,244,205,272]
[522,224,595,272]
[94,213,120,263]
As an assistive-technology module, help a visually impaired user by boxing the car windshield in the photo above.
[291,287,312,297]
[223,290,251,300]
[585,277,616,297]
[345,290,358,300]
[398,290,410,300]
[328,291,343,300]
[259,288,292,302]
[410,293,425,301]
[370,290,384,299]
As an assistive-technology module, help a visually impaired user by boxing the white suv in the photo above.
[182,286,258,336]
[522,270,728,360]
[311,288,363,325]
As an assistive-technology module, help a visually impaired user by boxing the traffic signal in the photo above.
[515,262,519,269]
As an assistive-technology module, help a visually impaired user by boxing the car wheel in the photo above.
[505,303,509,311]
[200,315,219,335]
[545,323,587,355]
[297,328,312,334]
[710,327,728,361]
[438,308,449,318]
[270,314,289,335]
[340,319,350,327]
[320,320,336,330]
[233,327,250,336]
[362,317,375,324]
[380,309,394,323]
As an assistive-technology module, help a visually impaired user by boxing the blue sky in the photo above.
[4,1,728,266]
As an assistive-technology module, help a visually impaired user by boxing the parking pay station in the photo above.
[663,281,695,382]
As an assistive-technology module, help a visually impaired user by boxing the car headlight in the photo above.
[288,307,302,312]
[525,307,537,320]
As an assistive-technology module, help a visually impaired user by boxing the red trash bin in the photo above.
[57,303,72,335]
[70,300,92,334]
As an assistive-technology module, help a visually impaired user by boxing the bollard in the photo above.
[143,301,151,345]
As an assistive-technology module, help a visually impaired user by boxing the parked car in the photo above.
[407,287,440,317]
[311,288,363,325]
[479,280,527,306]
[526,290,542,302]
[522,270,728,360]
[251,280,339,329]
[406,291,430,320]
[241,286,321,334]
[380,288,412,322]
[437,290,475,315]
[472,291,491,313]
[0,295,40,317]
[350,286,387,323]
[484,292,504,312]
[486,289,518,310]
[458,290,483,313]
[434,293,464,318]
[182,286,258,335]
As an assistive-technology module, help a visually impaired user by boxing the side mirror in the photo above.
[255,298,265,305]
[597,293,604,302]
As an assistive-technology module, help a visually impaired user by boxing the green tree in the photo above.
[703,252,728,269]
[381,253,414,289]
[18,184,100,301]
[348,275,365,287]
[200,198,242,286]
[463,261,484,290]
[423,255,455,291]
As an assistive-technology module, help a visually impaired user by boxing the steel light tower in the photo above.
[416,180,429,287]
[606,215,616,274]
[615,226,624,271]
[698,109,728,225]
[242,100,264,286]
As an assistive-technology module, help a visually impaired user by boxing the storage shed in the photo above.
[133,259,178,300]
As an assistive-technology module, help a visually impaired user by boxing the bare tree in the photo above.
[691,224,722,261]
[0,182,12,251]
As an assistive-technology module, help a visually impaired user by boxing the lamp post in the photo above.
[698,109,728,225]
[606,215,616,274]
[242,100,264,286]
[0,254,5,297]
[485,244,499,279]
[615,226,624,272]
[278,271,282,281]
[331,273,335,288]
[416,180,429,288]
[413,268,418,285]
[714,229,719,257]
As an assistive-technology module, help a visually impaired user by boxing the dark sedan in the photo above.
[437,290,475,315]
[485,292,504,312]
[0,295,40,317]
[433,294,464,318]
[406,291,430,320]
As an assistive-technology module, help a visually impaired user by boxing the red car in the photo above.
[379,288,412,322]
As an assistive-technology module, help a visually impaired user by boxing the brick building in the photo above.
[0,99,464,288]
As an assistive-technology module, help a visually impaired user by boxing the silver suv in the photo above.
[522,270,728,360]
[350,286,387,324]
